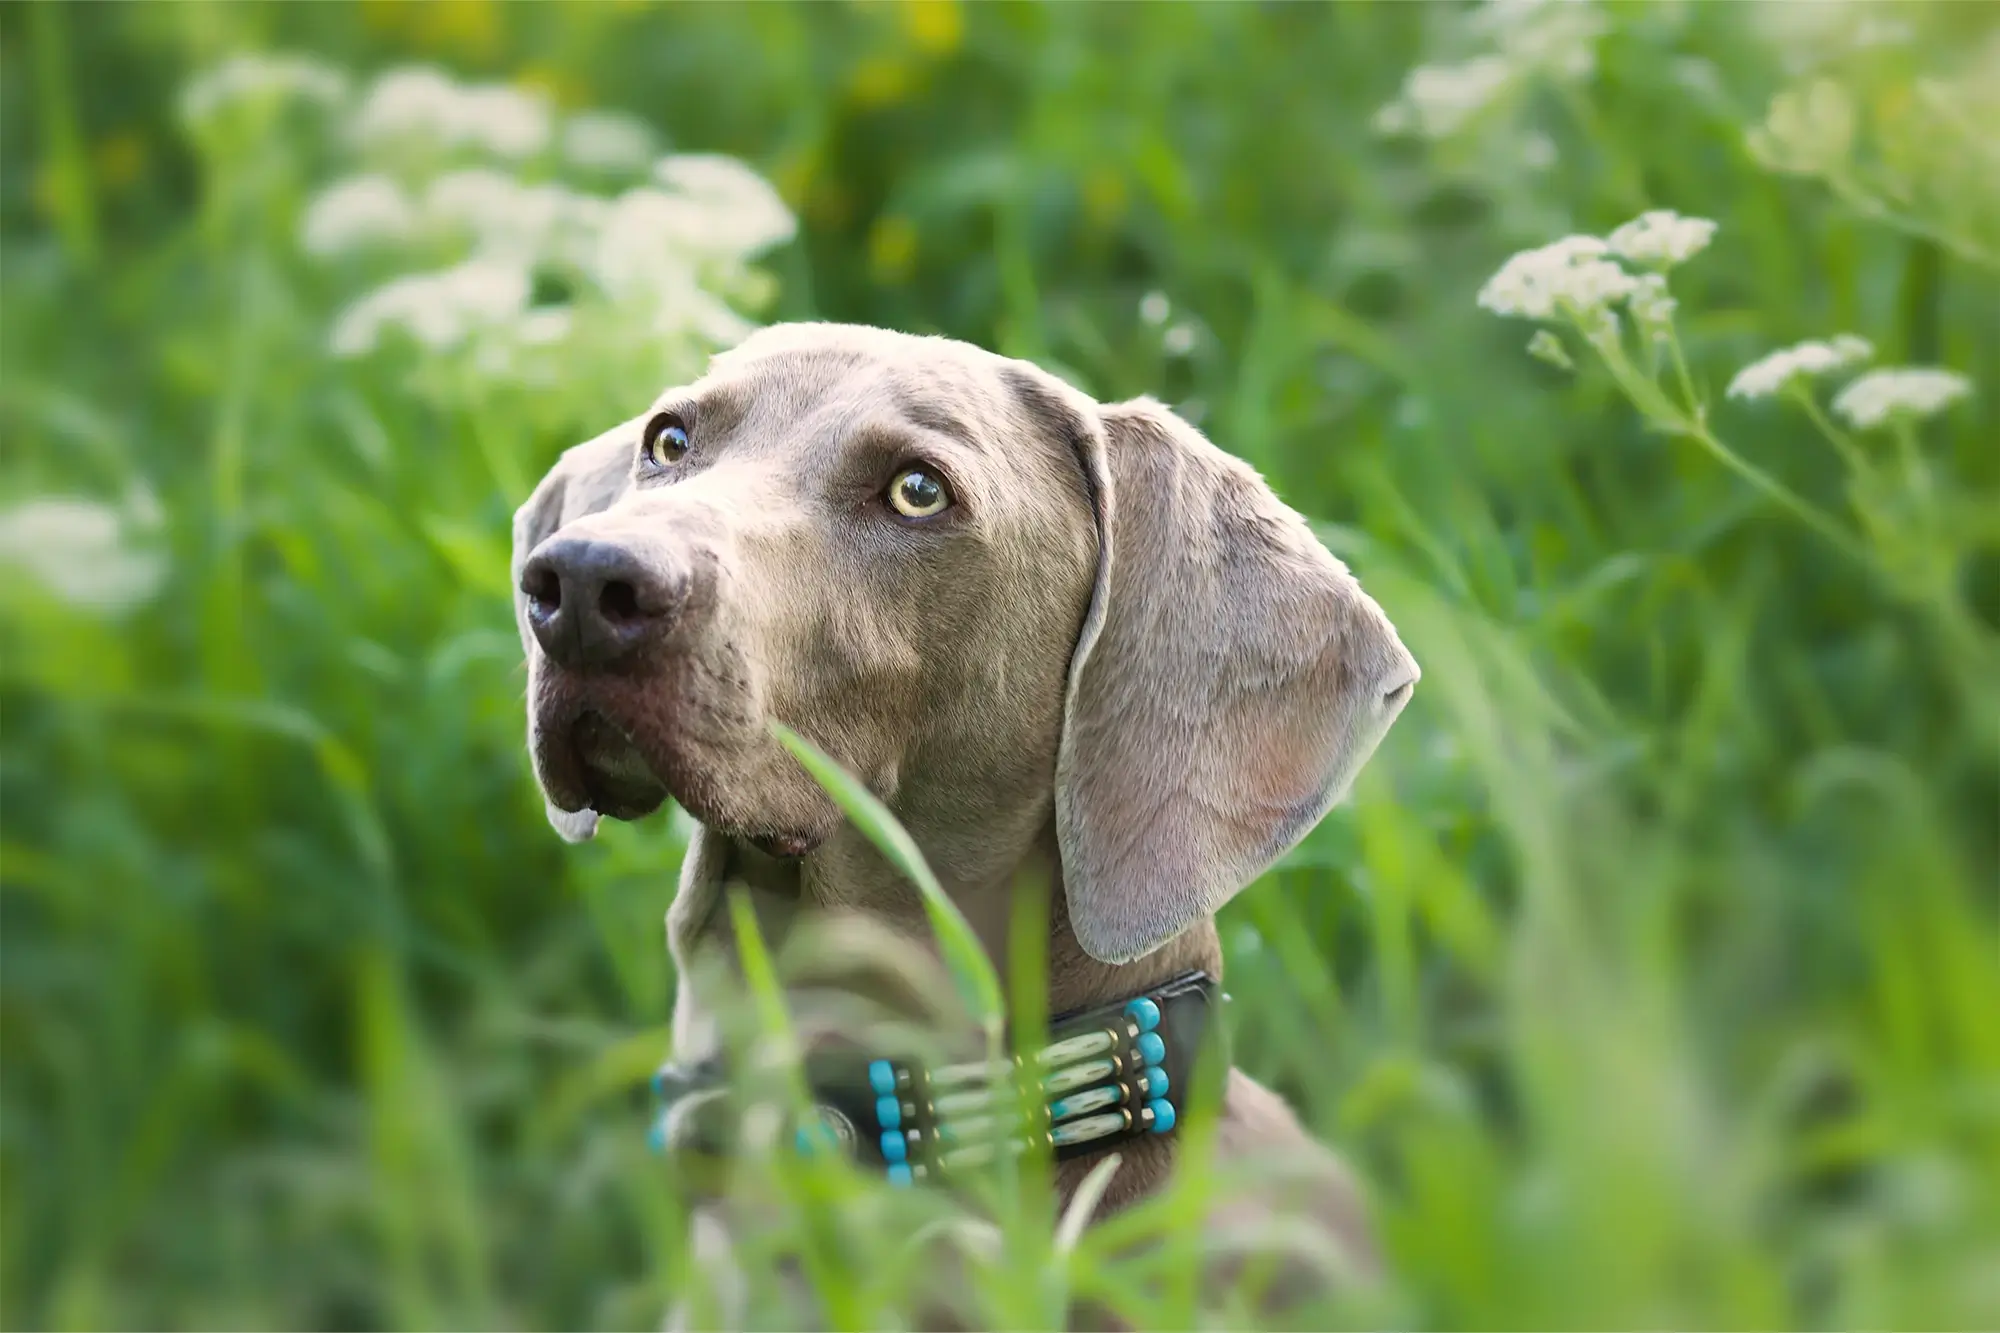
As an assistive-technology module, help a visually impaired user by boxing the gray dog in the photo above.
[510,322,1418,1319]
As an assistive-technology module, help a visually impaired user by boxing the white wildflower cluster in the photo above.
[350,67,553,161]
[214,58,799,379]
[301,174,417,256]
[1134,291,1197,356]
[1470,0,1607,81]
[179,53,348,130]
[1831,369,1972,430]
[1725,335,1873,400]
[1374,0,1605,143]
[1747,79,1859,180]
[0,494,166,615]
[1479,210,1719,359]
[329,258,532,358]
[1477,235,1638,322]
[1607,210,1718,267]
[562,111,657,174]
[1481,213,1978,436]
[1373,56,1514,139]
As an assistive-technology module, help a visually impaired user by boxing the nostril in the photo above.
[522,563,561,614]
[1383,679,1416,709]
[598,578,641,624]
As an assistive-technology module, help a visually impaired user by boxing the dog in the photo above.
[509,322,1419,1322]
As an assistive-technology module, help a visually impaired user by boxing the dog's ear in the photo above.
[1053,397,1419,964]
[511,417,640,843]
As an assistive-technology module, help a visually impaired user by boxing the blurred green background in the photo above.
[3,0,1997,1328]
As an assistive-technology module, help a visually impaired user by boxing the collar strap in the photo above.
[649,970,1224,1187]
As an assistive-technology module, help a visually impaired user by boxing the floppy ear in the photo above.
[1055,397,1419,964]
[511,417,640,842]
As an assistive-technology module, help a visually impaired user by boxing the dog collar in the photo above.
[648,970,1224,1187]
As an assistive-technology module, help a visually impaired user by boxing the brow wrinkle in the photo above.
[894,392,977,444]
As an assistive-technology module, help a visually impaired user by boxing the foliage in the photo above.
[3,0,1997,1327]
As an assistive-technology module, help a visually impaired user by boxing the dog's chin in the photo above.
[535,706,670,822]
[533,698,830,859]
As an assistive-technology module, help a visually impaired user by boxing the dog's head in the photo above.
[512,323,1416,965]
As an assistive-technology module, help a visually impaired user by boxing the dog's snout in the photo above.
[521,536,686,669]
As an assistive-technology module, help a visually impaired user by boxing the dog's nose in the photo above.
[520,537,685,669]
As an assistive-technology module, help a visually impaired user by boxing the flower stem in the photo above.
[1671,418,1871,564]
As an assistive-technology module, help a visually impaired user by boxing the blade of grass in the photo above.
[770,721,1004,1063]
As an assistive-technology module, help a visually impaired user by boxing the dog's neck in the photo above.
[663,816,1216,1211]
[667,818,1222,1059]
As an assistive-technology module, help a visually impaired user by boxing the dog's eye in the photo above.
[887,468,951,518]
[641,413,690,468]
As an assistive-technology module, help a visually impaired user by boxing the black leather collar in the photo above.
[650,971,1226,1186]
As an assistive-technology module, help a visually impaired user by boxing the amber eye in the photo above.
[887,468,951,518]
[642,413,690,467]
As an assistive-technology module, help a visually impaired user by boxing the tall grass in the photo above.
[2,1,1996,1327]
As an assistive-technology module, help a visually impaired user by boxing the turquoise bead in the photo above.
[1136,1032,1166,1067]
[795,1126,818,1156]
[1146,1099,1176,1134]
[1124,997,1161,1032]
[880,1130,907,1163]
[877,1095,901,1129]
[647,1116,668,1153]
[869,1059,896,1095]
[887,1163,913,1187]
[1141,1067,1170,1097]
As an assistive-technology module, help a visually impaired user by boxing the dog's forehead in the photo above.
[654,324,1019,445]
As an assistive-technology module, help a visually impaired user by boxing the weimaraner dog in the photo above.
[510,322,1418,1321]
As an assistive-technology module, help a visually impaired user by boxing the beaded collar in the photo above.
[649,970,1224,1186]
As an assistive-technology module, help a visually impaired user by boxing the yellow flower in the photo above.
[849,56,911,108]
[517,63,589,111]
[808,181,856,230]
[868,214,919,284]
[772,152,818,210]
[902,0,964,56]
[414,0,500,60]
[94,131,146,190]
[1082,170,1128,230]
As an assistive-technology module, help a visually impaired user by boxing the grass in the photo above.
[2,0,1998,1327]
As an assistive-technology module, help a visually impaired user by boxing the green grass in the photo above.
[3,1,1998,1328]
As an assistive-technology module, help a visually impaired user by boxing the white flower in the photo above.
[1478,235,1638,321]
[1725,335,1874,400]
[0,496,166,614]
[329,257,532,357]
[516,307,574,346]
[593,188,725,289]
[1474,0,1608,81]
[301,174,416,256]
[1606,210,1718,267]
[562,110,655,173]
[1139,291,1170,327]
[458,83,553,159]
[1525,328,1573,371]
[1374,56,1515,138]
[350,67,458,147]
[1748,79,1857,178]
[180,53,348,128]
[1162,323,1197,358]
[423,168,602,264]
[653,154,797,254]
[351,66,552,160]
[1626,273,1677,341]
[1831,368,1973,429]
